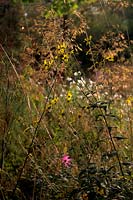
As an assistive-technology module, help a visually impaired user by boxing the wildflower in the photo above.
[59,42,67,49]
[74,71,81,77]
[66,91,72,102]
[48,59,54,66]
[84,35,92,45]
[70,80,76,87]
[66,77,73,82]
[50,97,59,105]
[61,109,65,116]
[70,50,74,54]
[58,48,65,54]
[88,79,94,86]
[74,71,78,77]
[24,12,28,17]
[61,154,72,167]
[44,60,47,65]
[57,42,67,55]
[105,55,114,62]
[46,104,52,111]
[62,54,69,63]
[77,77,86,87]
[43,60,49,70]
[126,96,133,106]
[54,55,58,60]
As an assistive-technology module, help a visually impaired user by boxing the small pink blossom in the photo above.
[61,154,72,167]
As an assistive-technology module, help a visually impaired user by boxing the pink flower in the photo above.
[61,154,72,167]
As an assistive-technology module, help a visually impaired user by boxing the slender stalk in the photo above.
[0,59,10,178]
[102,115,124,176]
[82,88,124,176]
[11,72,57,199]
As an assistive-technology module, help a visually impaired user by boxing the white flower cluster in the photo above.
[65,71,97,101]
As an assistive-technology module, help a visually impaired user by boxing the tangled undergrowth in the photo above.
[0,0,133,199]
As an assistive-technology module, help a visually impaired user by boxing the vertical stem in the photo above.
[0,61,10,175]
[127,109,133,160]
[11,72,57,199]
[103,115,124,176]
[62,14,68,39]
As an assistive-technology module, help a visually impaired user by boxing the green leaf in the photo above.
[113,135,128,140]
